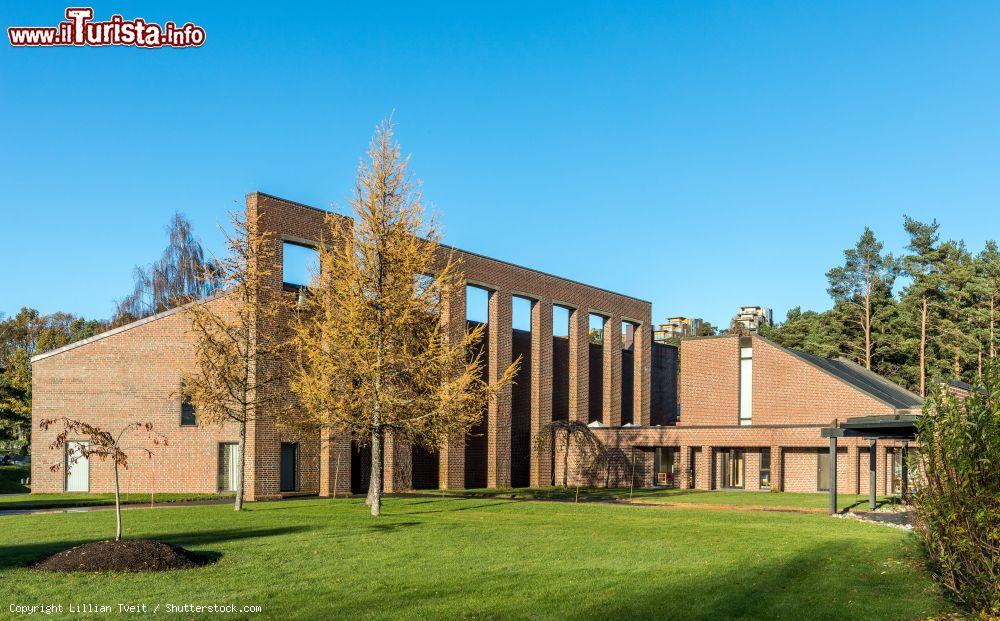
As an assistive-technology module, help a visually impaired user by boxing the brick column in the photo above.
[638,449,654,487]
[698,446,712,490]
[530,299,553,487]
[487,290,512,488]
[568,308,589,423]
[771,445,783,491]
[318,430,351,497]
[382,431,411,493]
[439,283,466,489]
[847,444,860,495]
[634,322,651,425]
[876,443,888,495]
[678,445,691,489]
[602,315,622,427]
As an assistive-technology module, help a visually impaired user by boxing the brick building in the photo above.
[581,334,923,496]
[31,193,673,498]
[30,193,920,500]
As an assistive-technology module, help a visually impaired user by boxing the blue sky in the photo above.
[3,2,1000,328]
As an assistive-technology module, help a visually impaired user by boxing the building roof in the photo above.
[783,346,924,411]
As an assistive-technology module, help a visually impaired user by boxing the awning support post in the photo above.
[869,439,877,510]
[901,441,909,502]
[829,435,838,514]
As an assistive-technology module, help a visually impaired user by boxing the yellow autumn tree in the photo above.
[182,210,289,511]
[288,120,517,517]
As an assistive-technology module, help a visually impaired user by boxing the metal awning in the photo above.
[821,412,920,440]
[821,412,921,514]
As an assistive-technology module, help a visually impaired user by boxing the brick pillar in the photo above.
[634,322,651,425]
[638,449,654,487]
[698,446,712,490]
[439,283,466,489]
[847,444,860,495]
[487,290,512,488]
[319,430,351,497]
[876,443,888,495]
[568,307,589,423]
[602,315,622,427]
[530,299,553,487]
[679,445,691,489]
[771,445,783,491]
[382,431,411,493]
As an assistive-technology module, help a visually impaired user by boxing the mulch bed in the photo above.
[31,539,209,573]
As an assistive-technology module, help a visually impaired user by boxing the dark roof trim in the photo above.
[758,335,924,410]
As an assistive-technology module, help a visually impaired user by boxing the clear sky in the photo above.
[3,1,1000,328]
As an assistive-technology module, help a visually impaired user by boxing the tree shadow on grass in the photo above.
[0,525,315,570]
[390,498,523,515]
[351,539,943,620]
[366,521,422,533]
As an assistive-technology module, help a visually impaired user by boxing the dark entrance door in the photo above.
[280,442,298,492]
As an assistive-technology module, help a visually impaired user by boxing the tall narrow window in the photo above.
[180,394,197,426]
[759,448,771,489]
[721,449,745,488]
[739,341,753,426]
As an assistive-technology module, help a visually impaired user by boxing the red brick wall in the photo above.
[678,336,739,426]
[750,337,892,425]
[679,335,893,428]
[31,297,241,494]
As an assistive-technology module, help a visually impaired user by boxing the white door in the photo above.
[66,441,89,492]
[218,443,240,492]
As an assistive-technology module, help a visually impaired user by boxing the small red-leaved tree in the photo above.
[40,418,167,541]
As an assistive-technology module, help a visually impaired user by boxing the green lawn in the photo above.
[420,486,892,511]
[0,465,30,493]
[0,492,232,511]
[0,497,949,620]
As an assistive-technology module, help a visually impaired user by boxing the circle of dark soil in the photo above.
[31,539,212,573]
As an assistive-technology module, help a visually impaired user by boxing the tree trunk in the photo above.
[991,297,996,359]
[113,461,122,542]
[864,288,872,370]
[919,296,928,396]
[369,426,383,517]
[235,421,246,512]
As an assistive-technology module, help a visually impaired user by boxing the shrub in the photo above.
[912,361,1000,616]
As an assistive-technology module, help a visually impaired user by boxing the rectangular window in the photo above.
[218,443,239,492]
[180,395,197,426]
[282,241,319,288]
[721,449,745,488]
[759,448,771,490]
[817,450,831,492]
[739,346,753,426]
[654,447,678,487]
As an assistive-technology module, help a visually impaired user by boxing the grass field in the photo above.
[420,486,893,511]
[0,496,949,620]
